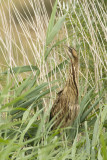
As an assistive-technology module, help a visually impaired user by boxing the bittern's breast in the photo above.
[63,85,78,104]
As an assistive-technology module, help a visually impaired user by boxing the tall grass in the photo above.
[0,0,107,159]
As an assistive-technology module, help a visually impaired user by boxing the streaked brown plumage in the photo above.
[50,47,79,129]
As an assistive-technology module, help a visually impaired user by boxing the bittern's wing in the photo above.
[50,98,79,129]
[49,91,62,121]
[57,89,63,95]
[50,91,72,129]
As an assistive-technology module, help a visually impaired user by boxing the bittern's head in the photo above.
[65,46,78,66]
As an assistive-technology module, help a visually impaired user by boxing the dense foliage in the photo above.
[0,0,107,159]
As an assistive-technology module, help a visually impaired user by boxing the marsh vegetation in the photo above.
[0,0,107,159]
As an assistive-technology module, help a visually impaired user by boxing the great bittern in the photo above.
[50,47,79,129]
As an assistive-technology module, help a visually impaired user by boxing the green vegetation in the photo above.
[0,0,107,159]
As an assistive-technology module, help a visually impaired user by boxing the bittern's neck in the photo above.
[73,62,79,88]
[67,61,79,95]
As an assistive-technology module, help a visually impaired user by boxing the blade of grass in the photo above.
[46,0,58,39]
[85,121,90,156]
[46,14,66,46]
[2,65,39,74]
